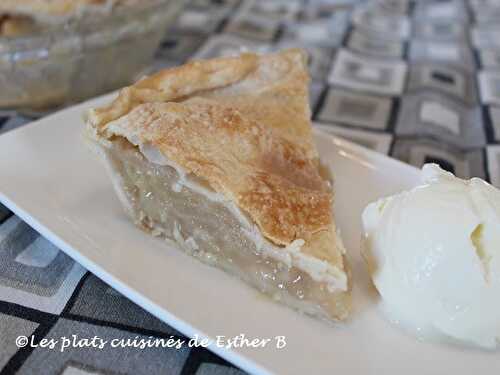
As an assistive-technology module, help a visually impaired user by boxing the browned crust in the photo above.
[87,49,346,267]
[88,49,316,157]
[102,99,332,246]
[88,53,259,131]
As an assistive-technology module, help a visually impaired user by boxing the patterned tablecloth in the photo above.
[1,0,500,373]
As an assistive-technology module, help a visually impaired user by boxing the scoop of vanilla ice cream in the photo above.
[362,163,500,349]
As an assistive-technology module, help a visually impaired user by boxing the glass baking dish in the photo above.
[0,0,185,111]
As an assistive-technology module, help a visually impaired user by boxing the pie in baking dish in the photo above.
[0,0,142,21]
[85,49,352,321]
[0,0,149,36]
[0,15,37,37]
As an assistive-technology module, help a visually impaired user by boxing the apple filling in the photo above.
[99,138,350,320]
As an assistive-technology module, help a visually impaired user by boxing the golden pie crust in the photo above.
[86,49,352,318]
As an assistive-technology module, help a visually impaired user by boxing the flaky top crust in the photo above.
[88,48,316,158]
[87,49,345,268]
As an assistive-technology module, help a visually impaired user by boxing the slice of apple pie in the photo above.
[85,49,351,321]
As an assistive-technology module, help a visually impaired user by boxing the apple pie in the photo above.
[85,49,352,321]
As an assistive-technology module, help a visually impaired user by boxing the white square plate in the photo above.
[0,95,498,374]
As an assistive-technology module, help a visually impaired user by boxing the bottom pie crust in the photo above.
[91,137,351,321]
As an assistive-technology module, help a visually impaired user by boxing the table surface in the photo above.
[1,0,499,374]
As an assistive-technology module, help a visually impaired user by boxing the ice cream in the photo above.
[362,163,500,349]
